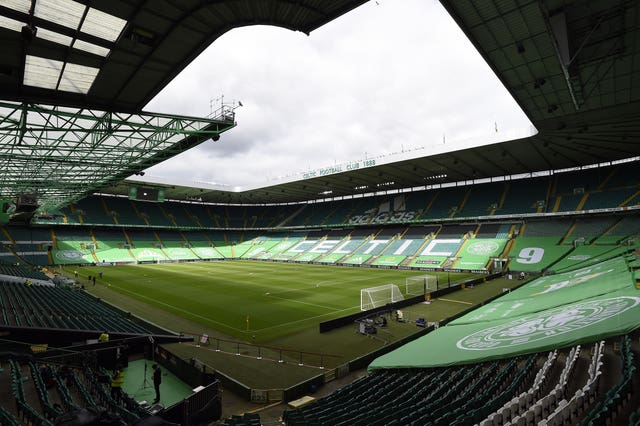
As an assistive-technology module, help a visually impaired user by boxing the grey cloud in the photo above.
[144,0,532,188]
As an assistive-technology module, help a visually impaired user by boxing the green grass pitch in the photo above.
[72,260,477,342]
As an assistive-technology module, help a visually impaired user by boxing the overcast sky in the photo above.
[143,0,532,189]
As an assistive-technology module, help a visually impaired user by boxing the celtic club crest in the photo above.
[466,241,499,255]
[457,297,640,350]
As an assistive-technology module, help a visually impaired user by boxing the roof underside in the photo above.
[0,0,369,211]
[0,101,236,211]
[0,0,369,112]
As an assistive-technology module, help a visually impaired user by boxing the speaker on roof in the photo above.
[15,194,39,213]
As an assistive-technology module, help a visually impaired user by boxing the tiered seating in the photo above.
[8,358,52,425]
[3,357,148,426]
[574,337,635,426]
[1,227,52,266]
[402,193,430,220]
[421,187,467,219]
[160,201,194,227]
[371,236,423,266]
[0,281,150,333]
[0,262,49,281]
[180,230,219,259]
[127,230,168,262]
[523,219,572,239]
[223,205,246,228]
[134,202,172,227]
[564,217,617,244]
[601,161,640,188]
[155,230,200,260]
[284,334,636,426]
[550,245,634,273]
[455,238,508,271]
[92,229,135,263]
[31,161,640,231]
[581,187,638,210]
[458,182,504,217]
[102,197,145,226]
[476,223,513,239]
[287,201,335,227]
[53,228,95,265]
[508,237,573,272]
[73,196,116,224]
[555,168,607,195]
[283,355,538,426]
[498,177,550,215]
[595,216,640,244]
[554,192,585,212]
[404,225,469,269]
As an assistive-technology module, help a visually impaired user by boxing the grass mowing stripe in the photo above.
[73,262,478,341]
[266,294,339,310]
[104,281,245,334]
[247,305,362,333]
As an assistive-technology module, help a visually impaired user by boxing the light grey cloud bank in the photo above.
[143,0,532,188]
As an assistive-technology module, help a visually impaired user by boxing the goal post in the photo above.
[360,284,404,311]
[406,275,437,296]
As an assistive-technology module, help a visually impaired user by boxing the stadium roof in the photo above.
[0,0,368,112]
[0,0,368,211]
[0,101,236,211]
[2,0,640,208]
[105,0,640,205]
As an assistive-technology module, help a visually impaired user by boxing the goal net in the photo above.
[360,284,404,311]
[406,275,437,296]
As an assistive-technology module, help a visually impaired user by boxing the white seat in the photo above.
[533,402,543,423]
[525,410,535,426]
[510,401,520,419]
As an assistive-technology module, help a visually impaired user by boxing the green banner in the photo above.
[369,256,640,370]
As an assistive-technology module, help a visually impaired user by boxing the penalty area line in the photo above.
[266,294,339,310]
[241,305,361,334]
[437,298,473,305]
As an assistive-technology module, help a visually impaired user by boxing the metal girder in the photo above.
[0,101,236,212]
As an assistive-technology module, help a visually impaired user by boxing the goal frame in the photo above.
[405,275,437,296]
[360,283,404,311]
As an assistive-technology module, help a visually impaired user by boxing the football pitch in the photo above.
[70,260,477,342]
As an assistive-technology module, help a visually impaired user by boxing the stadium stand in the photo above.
[498,177,551,215]
[282,344,637,426]
[1,1,639,424]
[457,181,505,217]
[0,355,153,425]
[0,280,150,333]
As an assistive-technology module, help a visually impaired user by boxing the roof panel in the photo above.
[3,0,30,14]
[80,7,127,42]
[72,39,110,57]
[58,62,99,94]
[36,27,73,47]
[23,55,62,90]
[34,0,85,31]
[0,15,23,32]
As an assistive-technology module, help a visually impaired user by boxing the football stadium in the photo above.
[1,1,639,425]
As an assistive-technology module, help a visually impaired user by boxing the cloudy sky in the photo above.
[143,0,532,189]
